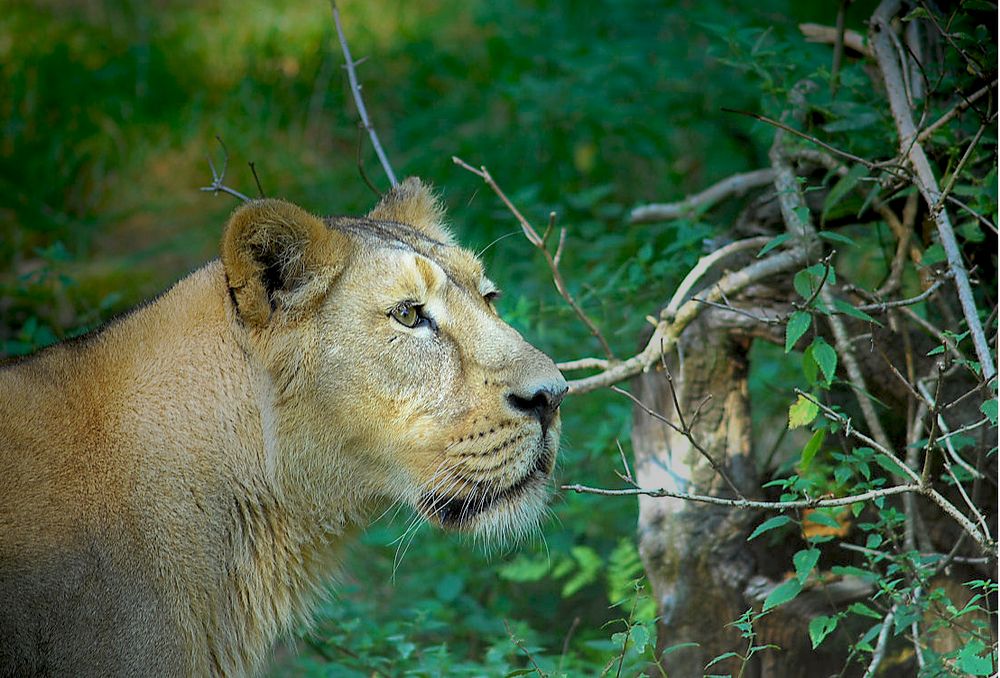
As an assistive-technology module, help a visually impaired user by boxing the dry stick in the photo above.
[452,156,615,360]
[863,604,898,678]
[917,79,997,143]
[799,23,871,56]
[557,357,610,372]
[561,482,920,510]
[870,0,996,387]
[200,136,252,203]
[330,0,398,188]
[565,245,809,394]
[611,385,745,499]
[628,169,776,224]
[723,107,906,175]
[663,236,771,318]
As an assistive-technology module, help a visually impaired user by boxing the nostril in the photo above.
[507,385,567,427]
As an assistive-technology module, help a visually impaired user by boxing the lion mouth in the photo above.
[418,443,554,529]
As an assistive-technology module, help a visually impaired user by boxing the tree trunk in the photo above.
[632,307,872,677]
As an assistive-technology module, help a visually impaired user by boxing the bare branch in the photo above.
[611,385,746,499]
[870,0,996,386]
[629,170,775,224]
[917,79,997,143]
[330,0,398,188]
[799,23,870,56]
[565,245,809,394]
[562,482,920,510]
[453,156,615,360]
[200,136,252,203]
[664,236,771,319]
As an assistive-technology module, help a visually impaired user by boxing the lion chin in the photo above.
[418,437,556,538]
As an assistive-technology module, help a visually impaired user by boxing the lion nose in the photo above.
[507,382,568,429]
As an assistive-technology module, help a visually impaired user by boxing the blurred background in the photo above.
[1,0,937,674]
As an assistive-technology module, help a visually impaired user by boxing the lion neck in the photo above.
[98,262,380,674]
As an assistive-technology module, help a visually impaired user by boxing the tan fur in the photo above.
[0,178,566,676]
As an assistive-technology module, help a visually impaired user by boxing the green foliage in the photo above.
[3,0,996,675]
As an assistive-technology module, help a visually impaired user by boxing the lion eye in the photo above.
[484,290,501,304]
[389,301,425,328]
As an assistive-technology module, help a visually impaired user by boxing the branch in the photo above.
[799,22,871,56]
[628,170,775,224]
[565,244,809,394]
[870,0,996,387]
[917,79,997,144]
[561,482,920,510]
[612,384,745,499]
[797,389,995,555]
[200,136,252,203]
[453,156,615,360]
[663,236,771,319]
[330,0,398,188]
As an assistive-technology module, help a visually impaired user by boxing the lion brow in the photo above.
[325,216,484,297]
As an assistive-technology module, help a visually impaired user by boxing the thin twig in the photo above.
[723,107,907,176]
[611,384,745,499]
[863,605,898,678]
[200,136,252,203]
[453,156,615,360]
[330,0,398,188]
[248,161,265,198]
[561,482,920,509]
[917,79,997,143]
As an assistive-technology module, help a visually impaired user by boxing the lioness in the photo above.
[0,178,567,676]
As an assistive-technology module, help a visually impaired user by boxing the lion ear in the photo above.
[221,199,349,326]
[367,177,454,244]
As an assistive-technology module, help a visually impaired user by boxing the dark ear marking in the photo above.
[221,199,350,326]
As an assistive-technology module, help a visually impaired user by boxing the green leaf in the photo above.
[705,651,741,669]
[800,429,826,471]
[748,515,792,541]
[874,453,911,479]
[629,623,650,654]
[833,299,881,325]
[956,639,995,676]
[805,510,841,529]
[822,164,868,220]
[793,548,820,583]
[785,311,811,352]
[758,233,790,257]
[808,615,838,648]
[499,555,550,582]
[802,346,819,385]
[793,269,817,300]
[811,337,837,385]
[789,394,819,428]
[661,641,700,657]
[763,578,803,611]
[848,601,883,619]
[981,398,998,425]
[818,230,856,246]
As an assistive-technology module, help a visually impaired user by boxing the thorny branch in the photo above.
[200,136,252,203]
[330,0,398,189]
[452,156,615,361]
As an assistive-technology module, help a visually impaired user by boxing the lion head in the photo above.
[220,178,567,542]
